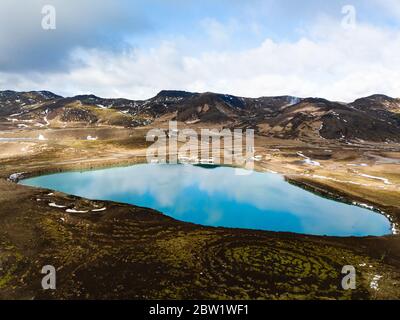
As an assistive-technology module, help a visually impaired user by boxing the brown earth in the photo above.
[0,125,399,300]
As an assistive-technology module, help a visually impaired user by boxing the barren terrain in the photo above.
[0,122,399,300]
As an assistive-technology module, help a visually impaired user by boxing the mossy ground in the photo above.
[0,126,399,299]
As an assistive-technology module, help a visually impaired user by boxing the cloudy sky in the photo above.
[1,0,400,101]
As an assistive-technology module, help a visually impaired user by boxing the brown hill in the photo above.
[1,90,400,142]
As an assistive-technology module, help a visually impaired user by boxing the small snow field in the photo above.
[370,275,383,291]
[66,208,89,213]
[297,152,321,166]
[48,202,66,208]
[358,173,391,185]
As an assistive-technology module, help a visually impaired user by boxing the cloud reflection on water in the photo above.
[23,164,391,236]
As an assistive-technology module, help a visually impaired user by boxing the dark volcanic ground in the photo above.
[1,90,400,299]
[1,179,399,300]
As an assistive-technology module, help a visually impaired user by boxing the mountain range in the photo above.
[1,89,399,142]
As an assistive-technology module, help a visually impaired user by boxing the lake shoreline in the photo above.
[18,161,394,237]
[1,129,400,299]
[11,154,398,237]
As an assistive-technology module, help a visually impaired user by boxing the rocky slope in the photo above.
[1,89,400,142]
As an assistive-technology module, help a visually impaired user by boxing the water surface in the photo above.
[21,164,391,237]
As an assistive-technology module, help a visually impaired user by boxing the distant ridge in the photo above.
[1,89,399,142]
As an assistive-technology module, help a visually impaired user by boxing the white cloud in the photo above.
[1,18,400,101]
[0,0,145,70]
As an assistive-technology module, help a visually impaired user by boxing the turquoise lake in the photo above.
[20,164,392,237]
